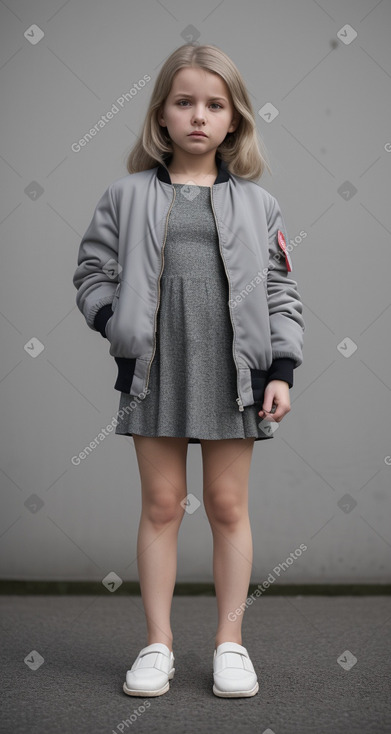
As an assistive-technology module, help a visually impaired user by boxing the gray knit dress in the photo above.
[115,182,272,443]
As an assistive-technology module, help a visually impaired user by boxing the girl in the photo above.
[73,43,305,699]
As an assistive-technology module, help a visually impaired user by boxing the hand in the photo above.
[258,380,291,423]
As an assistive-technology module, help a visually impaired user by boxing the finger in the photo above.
[260,404,290,422]
[262,397,274,413]
[258,402,277,418]
[271,406,291,422]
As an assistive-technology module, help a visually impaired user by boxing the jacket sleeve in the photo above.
[266,194,305,387]
[73,184,120,334]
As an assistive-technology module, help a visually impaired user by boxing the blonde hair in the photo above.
[125,44,271,181]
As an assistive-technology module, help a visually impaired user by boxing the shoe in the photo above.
[123,642,175,697]
[213,642,259,698]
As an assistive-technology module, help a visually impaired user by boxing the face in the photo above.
[158,66,239,157]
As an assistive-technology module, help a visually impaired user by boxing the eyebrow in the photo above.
[173,93,228,102]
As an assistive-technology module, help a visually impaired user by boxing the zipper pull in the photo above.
[236,396,244,412]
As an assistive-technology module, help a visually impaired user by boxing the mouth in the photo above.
[189,132,207,137]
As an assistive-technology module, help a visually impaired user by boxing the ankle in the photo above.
[147,637,173,653]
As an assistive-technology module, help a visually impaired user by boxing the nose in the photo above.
[191,106,206,124]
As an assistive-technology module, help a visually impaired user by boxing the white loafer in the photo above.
[213,642,259,698]
[123,642,175,697]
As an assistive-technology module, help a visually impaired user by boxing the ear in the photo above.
[157,107,166,127]
[228,110,241,134]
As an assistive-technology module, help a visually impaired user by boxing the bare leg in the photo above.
[132,434,189,653]
[200,438,255,650]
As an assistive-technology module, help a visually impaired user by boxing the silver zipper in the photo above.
[145,186,177,392]
[210,187,244,412]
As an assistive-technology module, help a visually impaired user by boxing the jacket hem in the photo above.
[94,300,296,398]
[113,357,137,392]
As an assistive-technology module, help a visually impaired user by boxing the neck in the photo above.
[166,149,218,180]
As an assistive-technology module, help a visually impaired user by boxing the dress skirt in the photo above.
[115,182,272,443]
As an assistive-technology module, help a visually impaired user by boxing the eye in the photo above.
[176,100,223,109]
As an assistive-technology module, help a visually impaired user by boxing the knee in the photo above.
[204,485,244,526]
[143,487,185,526]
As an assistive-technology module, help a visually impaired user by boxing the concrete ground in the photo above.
[1,595,390,734]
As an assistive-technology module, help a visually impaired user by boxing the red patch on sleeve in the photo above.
[277,230,292,272]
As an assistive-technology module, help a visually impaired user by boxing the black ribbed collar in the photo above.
[156,152,230,184]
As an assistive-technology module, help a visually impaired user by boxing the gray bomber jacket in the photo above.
[73,153,305,412]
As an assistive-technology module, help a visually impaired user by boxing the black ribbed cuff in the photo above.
[93,304,113,338]
[267,358,295,388]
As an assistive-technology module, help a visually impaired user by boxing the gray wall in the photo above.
[1,0,390,584]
